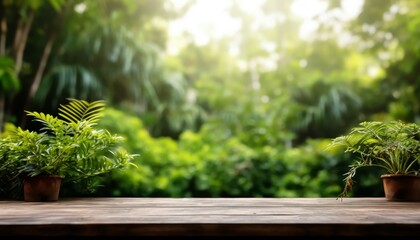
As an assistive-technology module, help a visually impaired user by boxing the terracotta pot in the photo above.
[381,174,420,202]
[23,175,64,202]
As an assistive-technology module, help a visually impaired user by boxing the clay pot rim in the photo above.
[381,174,420,179]
[24,175,65,179]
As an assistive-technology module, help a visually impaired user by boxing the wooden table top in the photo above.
[1,197,419,236]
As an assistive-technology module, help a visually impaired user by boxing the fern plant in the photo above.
[0,98,138,199]
[328,120,420,198]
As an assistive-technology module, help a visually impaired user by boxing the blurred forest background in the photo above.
[0,0,419,197]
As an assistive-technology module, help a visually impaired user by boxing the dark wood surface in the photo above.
[1,197,419,236]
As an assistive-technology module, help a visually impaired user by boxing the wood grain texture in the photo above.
[0,198,419,236]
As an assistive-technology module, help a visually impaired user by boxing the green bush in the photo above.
[91,108,352,198]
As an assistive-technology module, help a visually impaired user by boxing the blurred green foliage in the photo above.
[87,108,365,198]
[1,0,419,198]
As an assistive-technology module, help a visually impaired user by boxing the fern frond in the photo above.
[25,111,64,132]
[58,98,106,125]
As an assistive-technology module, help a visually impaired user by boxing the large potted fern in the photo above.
[328,120,420,201]
[0,98,137,201]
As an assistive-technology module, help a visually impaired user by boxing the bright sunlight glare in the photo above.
[167,0,364,55]
[167,0,265,55]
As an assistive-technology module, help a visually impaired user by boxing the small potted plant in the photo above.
[328,120,420,201]
[0,98,138,201]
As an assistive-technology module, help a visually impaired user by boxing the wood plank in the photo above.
[0,198,419,236]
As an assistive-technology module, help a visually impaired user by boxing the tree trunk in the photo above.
[0,2,7,55]
[12,9,35,74]
[20,2,73,128]
[20,32,56,128]
[0,3,34,132]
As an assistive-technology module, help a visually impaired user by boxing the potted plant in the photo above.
[328,120,420,201]
[0,98,138,201]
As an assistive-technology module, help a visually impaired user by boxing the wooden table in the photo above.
[0,198,419,237]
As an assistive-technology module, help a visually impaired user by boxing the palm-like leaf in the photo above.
[58,98,105,125]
